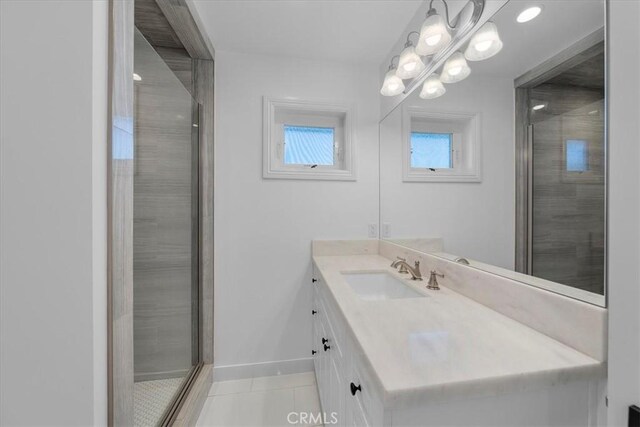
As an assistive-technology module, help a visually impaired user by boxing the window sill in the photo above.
[263,167,357,181]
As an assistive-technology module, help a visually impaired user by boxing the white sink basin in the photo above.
[342,272,426,301]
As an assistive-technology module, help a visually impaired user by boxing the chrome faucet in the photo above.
[427,270,445,290]
[391,259,422,281]
[390,257,409,274]
[454,257,470,265]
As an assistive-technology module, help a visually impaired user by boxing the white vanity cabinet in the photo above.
[311,258,605,427]
[312,275,385,427]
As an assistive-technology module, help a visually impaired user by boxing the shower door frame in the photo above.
[107,0,215,425]
[514,28,607,298]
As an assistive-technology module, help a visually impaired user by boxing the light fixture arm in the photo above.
[388,55,401,70]
[404,31,421,48]
[428,0,458,30]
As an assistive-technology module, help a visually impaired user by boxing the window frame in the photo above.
[402,107,481,183]
[263,97,356,181]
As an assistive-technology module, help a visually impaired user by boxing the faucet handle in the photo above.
[430,270,444,278]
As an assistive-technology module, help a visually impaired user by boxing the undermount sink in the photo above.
[342,271,426,301]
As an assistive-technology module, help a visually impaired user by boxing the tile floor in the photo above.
[133,377,184,426]
[196,372,323,427]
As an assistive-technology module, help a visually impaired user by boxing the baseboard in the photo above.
[213,357,314,381]
[174,364,213,427]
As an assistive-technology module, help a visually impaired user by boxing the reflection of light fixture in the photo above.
[396,32,426,80]
[532,103,546,111]
[419,74,446,99]
[464,21,503,61]
[133,73,142,81]
[441,52,471,83]
[192,123,199,127]
[588,110,599,115]
[517,6,542,23]
[415,4,452,56]
[380,56,405,96]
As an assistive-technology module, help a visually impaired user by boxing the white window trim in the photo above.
[263,96,356,181]
[402,107,482,183]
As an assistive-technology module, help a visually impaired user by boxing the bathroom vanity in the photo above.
[311,241,606,427]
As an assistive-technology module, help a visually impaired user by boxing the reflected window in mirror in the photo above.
[410,132,453,169]
[565,139,589,172]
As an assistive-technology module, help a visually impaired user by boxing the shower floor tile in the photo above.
[134,377,184,426]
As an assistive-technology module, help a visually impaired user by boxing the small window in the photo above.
[403,108,481,182]
[566,139,588,172]
[284,126,335,166]
[410,132,453,169]
[263,97,355,180]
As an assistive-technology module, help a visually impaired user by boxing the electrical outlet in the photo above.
[368,223,378,238]
[382,223,391,238]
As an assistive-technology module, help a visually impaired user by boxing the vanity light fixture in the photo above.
[380,56,406,96]
[133,73,142,81]
[415,0,453,56]
[464,21,503,61]
[440,51,471,83]
[396,32,426,80]
[517,6,542,23]
[419,74,446,99]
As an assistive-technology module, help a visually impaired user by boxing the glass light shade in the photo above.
[419,74,446,99]
[380,69,405,96]
[396,45,426,80]
[464,21,503,61]
[415,13,452,56]
[440,52,471,83]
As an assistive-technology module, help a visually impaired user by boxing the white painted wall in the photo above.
[380,75,515,269]
[607,0,640,425]
[0,1,108,425]
[214,51,379,377]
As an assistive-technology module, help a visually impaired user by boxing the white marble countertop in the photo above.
[313,254,604,407]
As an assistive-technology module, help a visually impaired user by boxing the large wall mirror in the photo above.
[379,0,606,306]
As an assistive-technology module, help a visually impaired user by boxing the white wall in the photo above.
[214,51,379,378]
[0,1,108,425]
[380,75,515,269]
[607,0,640,425]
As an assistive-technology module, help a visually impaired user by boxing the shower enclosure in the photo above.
[108,1,214,424]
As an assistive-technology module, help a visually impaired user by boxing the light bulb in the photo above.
[517,6,542,23]
[396,45,425,80]
[441,52,471,83]
[474,40,493,52]
[415,12,452,56]
[419,74,446,99]
[403,62,417,72]
[465,21,503,61]
[425,33,442,46]
[380,68,405,96]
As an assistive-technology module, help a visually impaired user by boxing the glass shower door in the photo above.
[133,29,200,426]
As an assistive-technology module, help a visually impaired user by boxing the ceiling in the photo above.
[188,0,424,64]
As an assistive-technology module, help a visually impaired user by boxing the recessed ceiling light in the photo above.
[133,73,142,81]
[532,103,546,111]
[517,6,542,23]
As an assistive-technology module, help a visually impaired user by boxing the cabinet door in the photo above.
[328,355,346,427]
[346,398,370,427]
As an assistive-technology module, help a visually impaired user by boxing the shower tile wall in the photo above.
[133,31,196,382]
